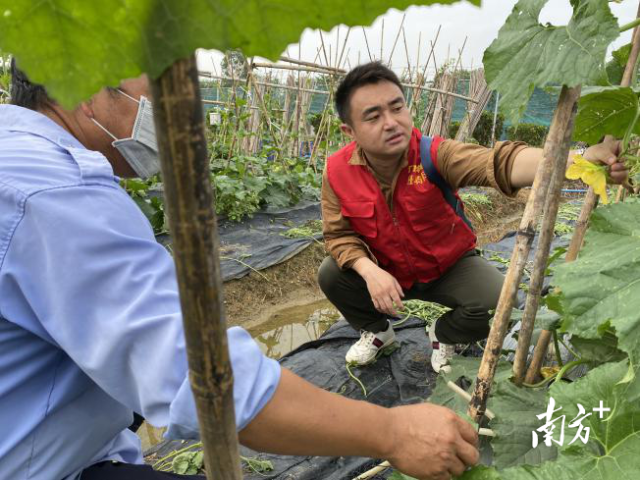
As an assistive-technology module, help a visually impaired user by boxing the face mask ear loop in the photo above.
[90,117,119,141]
[117,88,140,104]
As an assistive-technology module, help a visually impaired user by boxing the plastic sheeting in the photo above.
[157,202,322,281]
[146,212,580,479]
[146,318,447,479]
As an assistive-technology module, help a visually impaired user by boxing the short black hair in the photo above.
[10,58,54,111]
[335,61,404,124]
[9,58,120,111]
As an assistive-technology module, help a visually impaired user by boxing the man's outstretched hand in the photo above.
[241,368,480,480]
[583,135,629,185]
[385,403,480,480]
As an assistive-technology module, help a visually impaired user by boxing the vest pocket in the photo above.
[341,201,378,239]
[403,197,442,232]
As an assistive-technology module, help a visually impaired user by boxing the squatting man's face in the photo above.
[340,81,413,161]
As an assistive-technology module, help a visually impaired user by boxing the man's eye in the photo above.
[367,115,379,122]
[393,106,403,112]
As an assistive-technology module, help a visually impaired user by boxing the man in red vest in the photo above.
[318,62,626,372]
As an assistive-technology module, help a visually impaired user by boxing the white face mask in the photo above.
[91,90,161,179]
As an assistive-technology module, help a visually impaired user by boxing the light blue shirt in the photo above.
[0,105,282,480]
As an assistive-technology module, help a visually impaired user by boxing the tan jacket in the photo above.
[322,139,529,269]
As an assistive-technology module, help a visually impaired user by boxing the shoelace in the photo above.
[357,330,376,347]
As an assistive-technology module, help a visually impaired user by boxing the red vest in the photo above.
[326,128,476,289]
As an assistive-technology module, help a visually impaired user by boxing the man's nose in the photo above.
[382,112,398,130]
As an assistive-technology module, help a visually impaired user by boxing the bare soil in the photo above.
[224,188,530,329]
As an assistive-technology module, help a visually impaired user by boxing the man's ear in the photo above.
[340,123,355,140]
[79,99,95,119]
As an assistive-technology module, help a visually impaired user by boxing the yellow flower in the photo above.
[566,155,609,204]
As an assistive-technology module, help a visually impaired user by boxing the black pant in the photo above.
[317,251,504,344]
[80,462,204,479]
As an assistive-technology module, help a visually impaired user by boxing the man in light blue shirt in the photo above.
[0,61,479,480]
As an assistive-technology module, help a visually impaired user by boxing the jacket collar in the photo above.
[0,104,86,151]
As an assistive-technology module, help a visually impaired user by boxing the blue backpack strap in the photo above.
[419,135,474,231]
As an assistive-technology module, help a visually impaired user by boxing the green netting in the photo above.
[199,78,558,131]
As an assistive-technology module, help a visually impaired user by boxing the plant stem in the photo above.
[558,336,580,359]
[153,442,203,469]
[345,363,368,397]
[552,329,564,367]
[620,17,640,33]
[522,374,556,389]
[552,359,590,385]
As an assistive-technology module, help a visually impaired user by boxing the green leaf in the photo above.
[605,42,631,85]
[462,360,640,479]
[553,202,640,398]
[487,381,557,469]
[0,0,479,108]
[570,333,626,365]
[574,87,640,144]
[172,451,200,475]
[483,0,619,123]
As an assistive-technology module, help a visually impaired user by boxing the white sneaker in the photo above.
[345,322,396,366]
[428,321,455,374]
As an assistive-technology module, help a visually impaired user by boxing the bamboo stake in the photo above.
[319,31,331,67]
[335,27,340,68]
[447,381,495,420]
[151,54,242,480]
[362,27,373,62]
[490,92,500,146]
[380,19,385,61]
[468,85,582,422]
[388,14,406,67]
[416,30,422,77]
[513,91,580,385]
[295,40,304,156]
[353,461,391,480]
[524,2,640,383]
[412,27,441,117]
[524,187,598,384]
[402,28,413,84]
[340,48,351,70]
[337,28,352,71]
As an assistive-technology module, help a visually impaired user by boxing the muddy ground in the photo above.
[223,188,530,329]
